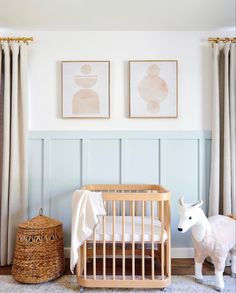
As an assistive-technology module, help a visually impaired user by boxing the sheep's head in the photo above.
[177,197,203,233]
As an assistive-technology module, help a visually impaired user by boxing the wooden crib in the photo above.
[76,184,171,290]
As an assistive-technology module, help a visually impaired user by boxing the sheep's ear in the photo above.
[192,200,203,208]
[179,197,185,207]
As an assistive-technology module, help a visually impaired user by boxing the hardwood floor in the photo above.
[0,265,11,275]
[0,258,232,276]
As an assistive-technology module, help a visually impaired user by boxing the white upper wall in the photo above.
[3,30,230,131]
[0,0,235,31]
[1,1,234,131]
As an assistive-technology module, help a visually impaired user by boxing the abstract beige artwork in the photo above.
[129,60,178,118]
[62,61,110,118]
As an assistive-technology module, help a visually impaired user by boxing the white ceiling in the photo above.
[0,0,235,31]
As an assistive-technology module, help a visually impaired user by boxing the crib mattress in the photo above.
[88,216,168,242]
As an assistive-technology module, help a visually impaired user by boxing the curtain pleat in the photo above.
[209,43,236,216]
[0,42,28,265]
[229,44,236,215]
[0,43,11,265]
[223,44,231,215]
[0,44,2,264]
[209,43,220,216]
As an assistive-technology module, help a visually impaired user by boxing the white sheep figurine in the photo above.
[178,197,236,291]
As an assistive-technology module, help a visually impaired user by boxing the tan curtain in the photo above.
[0,42,28,265]
[209,42,236,216]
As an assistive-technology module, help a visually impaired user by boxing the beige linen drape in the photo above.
[209,42,236,216]
[0,42,28,265]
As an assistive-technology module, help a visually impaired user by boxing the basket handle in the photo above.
[39,208,43,216]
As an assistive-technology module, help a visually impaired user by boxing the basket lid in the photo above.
[18,209,62,229]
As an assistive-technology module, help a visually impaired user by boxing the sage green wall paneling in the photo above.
[50,139,82,246]
[28,139,44,219]
[160,139,199,247]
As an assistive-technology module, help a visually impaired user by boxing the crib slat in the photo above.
[158,201,161,221]
[151,201,154,280]
[132,200,135,280]
[161,200,164,280]
[142,200,145,280]
[83,241,87,279]
[93,229,96,280]
[122,200,125,280]
[103,213,106,280]
[113,200,116,280]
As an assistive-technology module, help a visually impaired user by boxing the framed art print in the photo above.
[129,60,178,118]
[62,61,110,118]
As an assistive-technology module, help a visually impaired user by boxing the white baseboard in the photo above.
[64,247,194,259]
[64,247,71,258]
[171,247,194,258]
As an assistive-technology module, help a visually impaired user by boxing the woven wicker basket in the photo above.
[12,209,65,284]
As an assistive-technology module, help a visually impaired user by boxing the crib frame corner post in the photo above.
[165,199,171,278]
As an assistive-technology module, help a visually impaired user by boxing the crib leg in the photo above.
[79,286,84,293]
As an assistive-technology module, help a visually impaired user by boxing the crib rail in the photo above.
[77,184,171,289]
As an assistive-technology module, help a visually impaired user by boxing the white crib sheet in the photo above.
[87,216,167,242]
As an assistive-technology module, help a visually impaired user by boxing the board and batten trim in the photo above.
[28,130,211,254]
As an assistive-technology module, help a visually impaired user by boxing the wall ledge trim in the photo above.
[29,130,212,140]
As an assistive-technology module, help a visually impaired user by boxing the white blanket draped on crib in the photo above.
[70,190,106,273]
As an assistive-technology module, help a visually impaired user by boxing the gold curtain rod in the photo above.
[208,37,236,43]
[0,37,33,43]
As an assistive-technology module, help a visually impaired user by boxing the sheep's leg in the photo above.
[231,247,236,277]
[214,270,224,292]
[194,251,205,283]
[195,262,203,283]
[214,257,226,292]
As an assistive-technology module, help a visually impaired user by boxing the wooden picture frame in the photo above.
[61,61,110,118]
[129,60,178,118]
